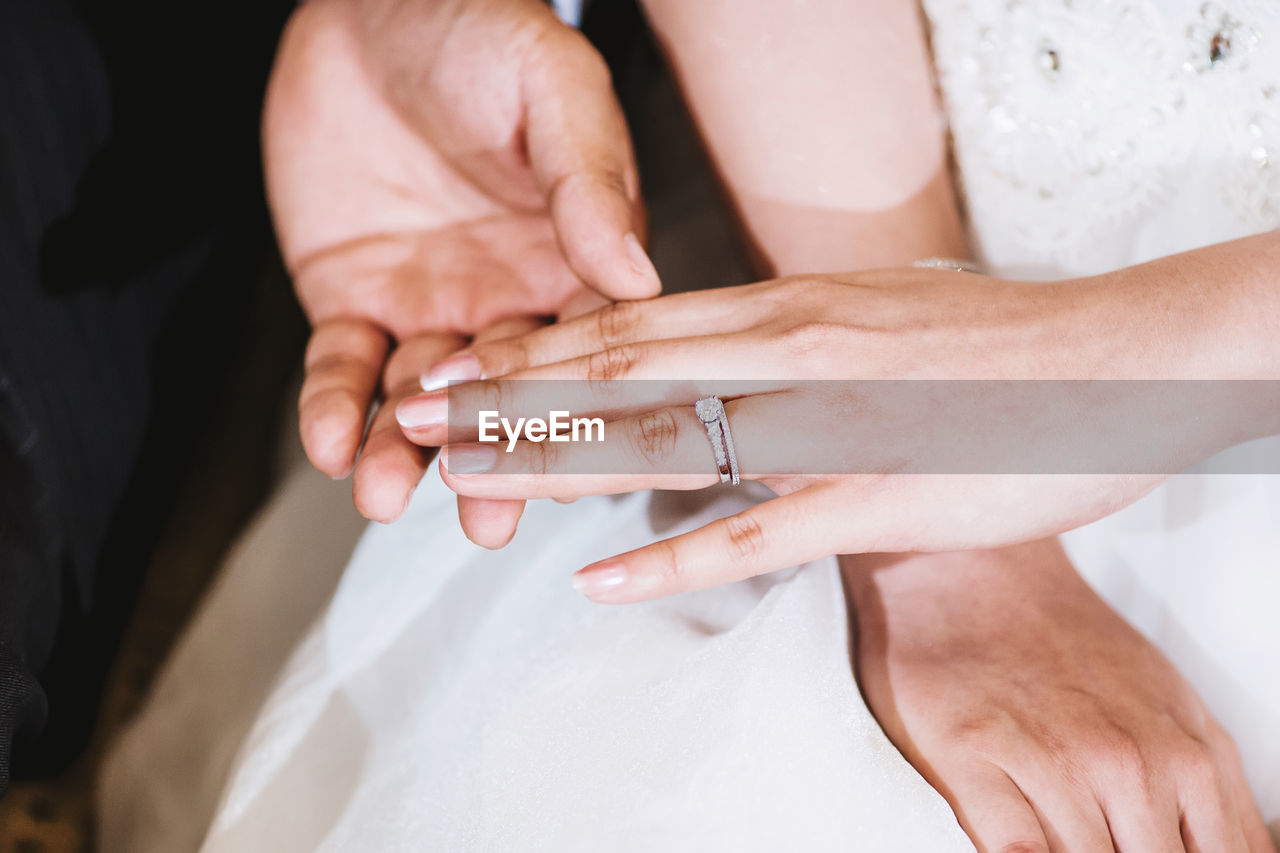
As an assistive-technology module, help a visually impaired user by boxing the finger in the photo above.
[1208,726,1277,853]
[522,26,658,299]
[298,319,390,478]
[437,396,781,500]
[403,335,779,448]
[1003,758,1115,853]
[423,285,770,381]
[1178,746,1252,853]
[456,315,544,548]
[1035,801,1115,853]
[470,314,550,345]
[353,333,464,522]
[935,763,1051,853]
[556,287,610,322]
[568,486,842,603]
[1097,777,1184,853]
[456,494,526,549]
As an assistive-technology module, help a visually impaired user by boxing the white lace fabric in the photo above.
[924,0,1280,275]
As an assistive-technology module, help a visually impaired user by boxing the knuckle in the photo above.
[946,715,1005,750]
[628,409,679,465]
[533,24,611,83]
[943,713,1029,764]
[1100,737,1148,779]
[473,380,506,423]
[586,344,638,383]
[720,512,767,561]
[576,40,613,88]
[768,276,814,303]
[594,300,641,347]
[648,537,686,588]
[472,338,523,377]
[997,844,1048,853]
[1076,726,1150,787]
[302,351,356,379]
[1204,720,1243,762]
[782,319,848,356]
[304,319,385,369]
[526,436,560,477]
[546,167,630,250]
[1172,740,1222,790]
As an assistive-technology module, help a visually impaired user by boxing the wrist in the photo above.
[843,540,1084,639]
[1038,235,1280,458]
[1072,231,1280,380]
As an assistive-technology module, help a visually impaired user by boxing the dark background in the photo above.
[0,0,750,847]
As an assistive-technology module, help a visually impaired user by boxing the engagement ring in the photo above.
[695,396,740,485]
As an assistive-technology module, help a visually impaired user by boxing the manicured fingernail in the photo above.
[623,233,659,286]
[571,563,629,599]
[421,354,481,391]
[395,393,447,429]
[443,444,498,476]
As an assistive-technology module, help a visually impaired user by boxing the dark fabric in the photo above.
[0,0,292,792]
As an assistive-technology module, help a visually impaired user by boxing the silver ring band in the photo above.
[694,396,740,485]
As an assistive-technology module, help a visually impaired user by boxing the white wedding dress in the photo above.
[99,0,1280,849]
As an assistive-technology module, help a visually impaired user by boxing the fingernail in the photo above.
[443,444,498,476]
[623,233,660,287]
[421,354,481,391]
[571,563,629,599]
[395,393,447,429]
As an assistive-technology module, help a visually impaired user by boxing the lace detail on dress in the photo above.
[923,0,1280,263]
[1193,0,1280,230]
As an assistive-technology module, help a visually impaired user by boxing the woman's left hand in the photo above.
[395,259,1279,602]
[845,539,1277,853]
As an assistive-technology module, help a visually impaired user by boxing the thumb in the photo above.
[521,27,661,301]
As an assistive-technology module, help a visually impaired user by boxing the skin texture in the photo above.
[845,541,1275,853]
[402,242,1280,604]
[265,0,656,525]
[270,0,1278,849]
[411,235,1280,577]
[390,0,1277,849]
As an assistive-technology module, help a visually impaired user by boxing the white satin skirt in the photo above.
[99,457,1280,850]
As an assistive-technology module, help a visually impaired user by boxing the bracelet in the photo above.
[913,257,985,274]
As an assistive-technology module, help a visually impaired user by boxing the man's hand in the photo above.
[265,0,657,521]
[844,540,1276,853]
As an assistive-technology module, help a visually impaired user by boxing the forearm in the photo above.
[639,0,1088,611]
[640,0,1072,608]
[1065,229,1280,380]
[641,1,1278,605]
[639,0,966,274]
[1043,232,1280,456]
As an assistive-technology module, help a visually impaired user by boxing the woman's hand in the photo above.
[845,540,1276,853]
[396,245,1280,601]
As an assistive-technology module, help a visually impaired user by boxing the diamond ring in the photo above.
[694,396,740,485]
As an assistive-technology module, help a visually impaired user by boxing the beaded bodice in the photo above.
[922,0,1280,277]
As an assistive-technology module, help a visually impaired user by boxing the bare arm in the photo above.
[639,0,966,275]
[634,2,1274,852]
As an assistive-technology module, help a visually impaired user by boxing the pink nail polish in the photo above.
[421,354,481,391]
[443,444,498,476]
[395,394,447,429]
[623,233,660,285]
[571,563,629,598]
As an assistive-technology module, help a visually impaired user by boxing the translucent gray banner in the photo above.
[442,380,1280,475]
